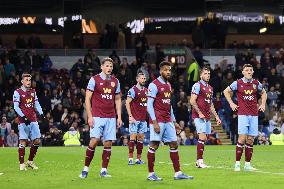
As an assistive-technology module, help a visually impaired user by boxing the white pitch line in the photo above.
[0,173,4,176]
[212,166,284,176]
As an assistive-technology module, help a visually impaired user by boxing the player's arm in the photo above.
[125,88,135,123]
[13,90,30,125]
[210,103,221,125]
[258,82,267,112]
[34,92,44,118]
[115,80,122,128]
[147,83,160,133]
[223,81,238,111]
[13,91,25,117]
[171,106,181,131]
[86,77,95,127]
[189,83,205,118]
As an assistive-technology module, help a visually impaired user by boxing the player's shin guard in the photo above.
[147,147,156,172]
[170,147,180,172]
[236,142,244,161]
[197,139,205,160]
[102,147,111,168]
[28,144,39,161]
[245,144,253,162]
[136,140,143,160]
[128,140,135,158]
[18,144,25,164]
[84,146,95,167]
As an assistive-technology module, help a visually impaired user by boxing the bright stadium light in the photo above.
[259,27,267,33]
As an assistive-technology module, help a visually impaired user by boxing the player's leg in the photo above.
[19,140,27,171]
[194,118,210,168]
[244,116,258,171]
[128,122,137,165]
[235,115,249,171]
[147,141,160,181]
[80,117,101,178]
[147,122,164,181]
[100,118,116,177]
[165,122,193,180]
[18,123,29,171]
[27,122,41,170]
[136,121,147,164]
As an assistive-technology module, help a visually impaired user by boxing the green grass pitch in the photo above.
[0,146,284,189]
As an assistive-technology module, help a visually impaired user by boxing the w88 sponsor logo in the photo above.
[243,95,254,101]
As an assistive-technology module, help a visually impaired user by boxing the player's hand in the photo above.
[23,116,31,126]
[174,122,182,134]
[174,122,181,130]
[153,121,160,134]
[215,116,222,125]
[128,115,136,124]
[229,102,239,111]
[88,116,94,128]
[117,118,122,128]
[198,112,205,119]
[258,104,265,112]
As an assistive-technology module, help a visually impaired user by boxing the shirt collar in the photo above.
[158,76,167,84]
[100,72,111,80]
[199,79,207,86]
[136,83,144,90]
[242,77,253,83]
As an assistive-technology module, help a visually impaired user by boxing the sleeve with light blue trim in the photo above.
[127,88,135,99]
[191,82,200,95]
[257,81,264,93]
[147,83,158,98]
[170,106,176,122]
[86,77,96,91]
[34,92,43,115]
[115,79,121,94]
[229,81,237,91]
[13,90,25,117]
[147,97,156,121]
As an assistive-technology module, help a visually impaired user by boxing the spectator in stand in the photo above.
[6,129,18,147]
[41,54,53,74]
[31,49,43,71]
[4,58,16,78]
[185,133,198,145]
[192,46,208,67]
[270,128,284,145]
[135,32,148,63]
[267,86,279,109]
[63,126,81,146]
[15,35,27,48]
[28,34,43,49]
[276,61,284,76]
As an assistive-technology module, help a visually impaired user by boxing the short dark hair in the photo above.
[200,66,210,74]
[102,57,114,65]
[159,61,171,68]
[242,64,253,70]
[21,73,32,79]
[136,71,145,77]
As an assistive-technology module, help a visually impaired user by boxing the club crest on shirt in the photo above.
[253,84,256,89]
[111,82,115,87]
[161,88,164,91]
[100,83,103,85]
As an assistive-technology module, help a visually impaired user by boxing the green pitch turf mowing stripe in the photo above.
[0,146,284,189]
